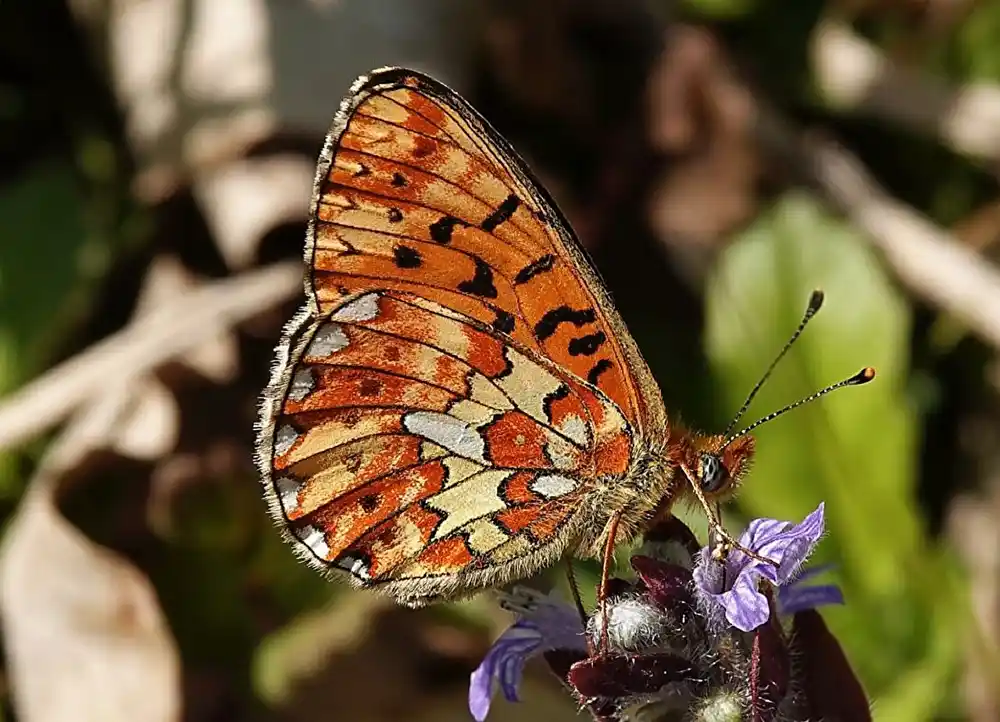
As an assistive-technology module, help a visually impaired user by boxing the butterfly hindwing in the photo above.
[259,290,633,605]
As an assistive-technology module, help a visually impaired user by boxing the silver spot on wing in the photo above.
[402,411,489,464]
[307,323,349,357]
[274,424,299,457]
[331,292,380,322]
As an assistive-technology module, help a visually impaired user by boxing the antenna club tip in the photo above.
[854,366,876,384]
[808,289,824,311]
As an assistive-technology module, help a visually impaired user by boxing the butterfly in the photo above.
[255,67,874,609]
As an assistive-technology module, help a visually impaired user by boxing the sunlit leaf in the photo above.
[953,1,1000,82]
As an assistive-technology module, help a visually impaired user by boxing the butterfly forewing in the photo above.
[307,67,666,436]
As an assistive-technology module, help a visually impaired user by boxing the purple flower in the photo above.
[693,503,843,632]
[467,507,867,722]
[778,564,844,615]
[469,587,587,721]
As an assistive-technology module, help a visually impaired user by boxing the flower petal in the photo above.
[752,504,826,583]
[778,583,844,616]
[469,591,588,720]
[499,588,588,653]
[740,517,792,550]
[692,550,729,630]
[469,663,494,722]
[499,653,524,702]
[468,621,543,721]
[691,507,831,633]
[721,567,772,632]
[692,548,727,595]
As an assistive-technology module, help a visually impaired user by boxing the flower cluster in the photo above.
[469,504,871,722]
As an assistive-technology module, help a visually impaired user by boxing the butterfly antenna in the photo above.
[722,290,826,439]
[723,366,875,446]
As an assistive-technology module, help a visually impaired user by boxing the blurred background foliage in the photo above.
[2,0,999,720]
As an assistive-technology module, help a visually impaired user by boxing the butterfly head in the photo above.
[683,432,755,500]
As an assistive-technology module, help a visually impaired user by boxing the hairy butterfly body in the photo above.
[255,67,871,607]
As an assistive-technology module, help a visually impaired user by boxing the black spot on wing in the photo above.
[542,384,570,422]
[393,245,422,269]
[568,332,606,357]
[391,172,407,187]
[514,254,556,285]
[387,207,403,223]
[534,306,596,341]
[337,239,361,256]
[495,346,515,380]
[491,308,515,335]
[457,256,498,298]
[358,494,380,513]
[480,194,520,232]
[587,359,613,386]
[429,215,468,244]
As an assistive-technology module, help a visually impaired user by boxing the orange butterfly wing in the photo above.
[257,68,668,605]
[306,67,665,436]
[261,291,633,604]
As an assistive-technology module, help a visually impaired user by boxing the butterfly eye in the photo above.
[699,453,728,493]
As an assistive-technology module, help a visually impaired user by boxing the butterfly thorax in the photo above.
[572,425,756,559]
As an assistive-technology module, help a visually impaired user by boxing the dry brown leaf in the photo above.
[0,488,180,722]
[112,376,179,460]
[134,256,240,384]
[812,19,1000,163]
[0,353,183,721]
[948,492,1000,722]
[0,262,299,452]
[646,27,760,252]
[193,156,315,271]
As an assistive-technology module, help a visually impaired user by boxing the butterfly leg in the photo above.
[682,465,779,569]
[564,558,588,626]
[596,512,622,655]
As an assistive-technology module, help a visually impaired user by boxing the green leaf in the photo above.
[679,0,757,20]
[952,2,1000,82]
[0,162,92,387]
